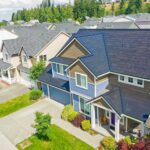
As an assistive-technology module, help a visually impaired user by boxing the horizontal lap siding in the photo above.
[72,94,79,112]
[70,78,95,98]
[49,86,70,105]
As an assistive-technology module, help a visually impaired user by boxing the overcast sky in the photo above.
[0,0,73,21]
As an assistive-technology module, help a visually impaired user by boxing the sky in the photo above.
[0,0,73,21]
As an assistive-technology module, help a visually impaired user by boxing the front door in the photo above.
[110,112,115,129]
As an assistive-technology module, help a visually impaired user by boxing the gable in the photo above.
[94,98,111,110]
[69,61,94,83]
[59,40,89,59]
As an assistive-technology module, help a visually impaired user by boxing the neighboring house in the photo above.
[0,29,18,58]
[38,29,150,141]
[0,25,70,87]
[98,22,139,29]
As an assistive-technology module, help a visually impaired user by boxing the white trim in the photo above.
[56,63,65,75]
[121,114,143,123]
[71,91,92,99]
[66,59,97,78]
[35,31,70,57]
[75,72,88,90]
[79,95,91,117]
[56,38,91,57]
[39,81,70,93]
[51,62,68,67]
[93,103,113,113]
[118,75,144,88]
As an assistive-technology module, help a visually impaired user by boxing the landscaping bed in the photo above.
[0,89,42,118]
[17,124,94,150]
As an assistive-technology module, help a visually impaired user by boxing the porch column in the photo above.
[115,114,120,142]
[7,70,11,84]
[91,104,96,129]
[140,123,145,137]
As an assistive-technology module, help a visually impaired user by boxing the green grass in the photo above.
[17,124,94,150]
[0,92,34,118]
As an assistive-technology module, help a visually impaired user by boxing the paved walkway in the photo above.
[0,83,30,103]
[0,98,103,148]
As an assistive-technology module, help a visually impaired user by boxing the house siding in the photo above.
[51,63,68,80]
[59,40,88,59]
[42,83,49,96]
[72,94,80,112]
[70,78,95,98]
[96,79,109,96]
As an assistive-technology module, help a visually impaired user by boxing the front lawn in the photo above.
[17,124,94,150]
[0,92,34,118]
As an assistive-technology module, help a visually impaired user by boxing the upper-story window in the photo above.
[56,64,65,75]
[23,55,27,63]
[75,73,88,89]
[4,53,9,61]
[118,75,144,87]
[39,55,47,61]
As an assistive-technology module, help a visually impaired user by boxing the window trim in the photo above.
[39,55,47,61]
[56,63,65,75]
[79,96,91,116]
[75,72,88,89]
[118,75,144,88]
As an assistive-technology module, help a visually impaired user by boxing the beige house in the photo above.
[0,31,69,87]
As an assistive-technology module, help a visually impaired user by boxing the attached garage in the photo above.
[49,86,71,105]
[20,71,35,88]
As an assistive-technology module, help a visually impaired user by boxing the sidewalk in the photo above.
[0,132,17,150]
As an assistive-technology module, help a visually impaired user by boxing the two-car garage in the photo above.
[42,83,71,105]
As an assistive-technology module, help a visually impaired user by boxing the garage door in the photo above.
[49,86,70,105]
[20,72,35,88]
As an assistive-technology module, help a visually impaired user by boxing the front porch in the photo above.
[0,68,17,84]
[91,102,145,141]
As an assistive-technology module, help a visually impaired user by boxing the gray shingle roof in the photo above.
[66,29,150,80]
[0,59,12,70]
[50,57,75,65]
[3,30,60,57]
[38,64,70,92]
[100,87,150,121]
[17,64,30,73]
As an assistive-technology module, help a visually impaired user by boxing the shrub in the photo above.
[68,111,79,122]
[118,140,128,150]
[129,140,145,150]
[72,113,85,127]
[81,120,91,131]
[61,105,74,121]
[34,112,51,140]
[125,136,132,145]
[29,89,42,100]
[101,136,116,150]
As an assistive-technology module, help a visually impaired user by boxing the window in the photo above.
[39,55,47,61]
[118,75,144,87]
[105,111,110,118]
[23,55,27,63]
[137,79,143,86]
[79,97,91,115]
[56,64,64,75]
[5,53,8,61]
[120,75,124,81]
[128,77,133,83]
[75,73,87,89]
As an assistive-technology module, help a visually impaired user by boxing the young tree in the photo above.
[34,112,51,140]
[29,61,45,81]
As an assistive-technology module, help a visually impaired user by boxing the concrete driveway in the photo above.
[0,83,30,103]
[0,98,103,149]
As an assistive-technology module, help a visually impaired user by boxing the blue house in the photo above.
[38,29,150,141]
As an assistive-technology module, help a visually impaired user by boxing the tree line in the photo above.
[11,0,150,23]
